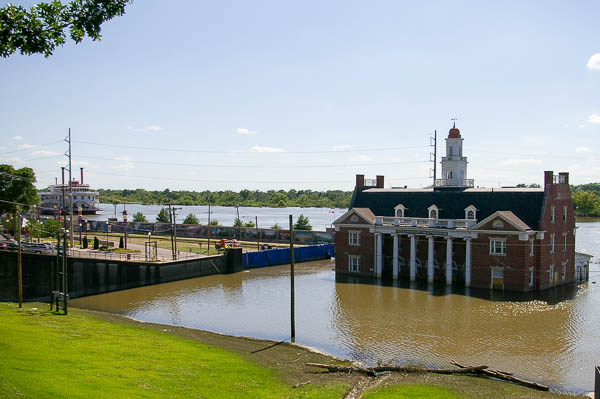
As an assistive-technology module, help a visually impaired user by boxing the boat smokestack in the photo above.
[80,167,84,185]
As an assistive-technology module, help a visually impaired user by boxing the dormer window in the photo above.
[394,204,407,218]
[428,205,439,220]
[464,205,477,220]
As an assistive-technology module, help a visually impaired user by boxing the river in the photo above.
[91,203,346,231]
[71,221,600,394]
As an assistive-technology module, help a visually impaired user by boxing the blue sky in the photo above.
[1,0,599,191]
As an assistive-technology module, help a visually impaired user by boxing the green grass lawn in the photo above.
[0,303,345,399]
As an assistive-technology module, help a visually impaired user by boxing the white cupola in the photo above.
[440,123,471,187]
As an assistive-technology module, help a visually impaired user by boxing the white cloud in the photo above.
[237,128,256,135]
[587,114,600,124]
[587,53,600,70]
[250,145,284,153]
[12,136,23,141]
[17,144,34,150]
[0,146,6,150]
[578,124,586,129]
[74,160,90,166]
[113,156,134,170]
[333,144,352,151]
[9,157,25,164]
[576,146,591,154]
[497,158,542,167]
[31,150,58,156]
[127,125,164,133]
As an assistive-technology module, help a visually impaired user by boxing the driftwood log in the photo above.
[451,361,549,391]
[306,361,550,392]
[306,362,487,377]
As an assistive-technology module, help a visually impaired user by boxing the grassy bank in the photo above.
[0,302,588,398]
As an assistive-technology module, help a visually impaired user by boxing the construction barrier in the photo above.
[242,244,334,269]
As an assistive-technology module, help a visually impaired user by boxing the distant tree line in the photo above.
[571,183,600,217]
[98,189,352,209]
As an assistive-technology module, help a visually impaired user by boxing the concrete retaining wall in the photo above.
[0,248,242,301]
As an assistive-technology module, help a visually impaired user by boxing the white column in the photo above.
[465,238,472,288]
[392,233,399,280]
[376,233,383,278]
[409,234,416,281]
[427,236,434,283]
[445,236,453,286]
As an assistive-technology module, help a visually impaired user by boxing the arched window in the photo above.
[467,210,475,219]
[428,204,439,220]
[394,204,406,218]
[464,205,477,220]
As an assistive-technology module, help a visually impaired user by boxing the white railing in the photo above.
[375,216,476,230]
[433,178,474,188]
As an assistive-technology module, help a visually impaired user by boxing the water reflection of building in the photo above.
[334,124,576,292]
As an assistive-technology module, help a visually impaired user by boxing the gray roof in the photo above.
[350,187,545,230]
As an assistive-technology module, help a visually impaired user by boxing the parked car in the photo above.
[215,239,239,250]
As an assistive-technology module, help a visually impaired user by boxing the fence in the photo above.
[242,243,334,269]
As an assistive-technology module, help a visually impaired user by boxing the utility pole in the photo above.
[168,203,175,260]
[66,128,74,248]
[235,204,240,239]
[289,215,295,342]
[207,201,211,255]
[430,130,437,186]
[255,216,260,251]
[15,209,22,308]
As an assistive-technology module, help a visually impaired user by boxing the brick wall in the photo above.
[335,226,374,277]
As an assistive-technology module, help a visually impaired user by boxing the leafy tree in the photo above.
[183,213,199,224]
[119,236,124,248]
[82,236,88,249]
[233,217,243,227]
[0,0,131,58]
[516,183,541,188]
[270,223,281,230]
[42,218,61,238]
[25,218,43,241]
[294,214,312,231]
[0,164,38,215]
[132,212,147,222]
[93,236,99,250]
[243,220,255,228]
[572,190,600,217]
[208,219,219,226]
[156,208,170,223]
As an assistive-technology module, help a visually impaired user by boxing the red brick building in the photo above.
[333,125,576,292]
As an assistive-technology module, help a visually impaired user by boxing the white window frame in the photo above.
[529,267,534,287]
[563,206,567,222]
[550,233,555,254]
[348,230,360,246]
[529,239,534,256]
[491,267,504,289]
[549,264,554,284]
[394,204,406,218]
[550,206,555,223]
[428,205,439,220]
[348,255,360,272]
[561,261,566,278]
[489,238,506,256]
[464,205,477,220]
[563,233,567,252]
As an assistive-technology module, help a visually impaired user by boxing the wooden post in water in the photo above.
[289,215,295,341]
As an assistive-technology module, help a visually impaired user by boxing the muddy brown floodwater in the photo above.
[72,222,600,394]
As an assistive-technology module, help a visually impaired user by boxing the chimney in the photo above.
[558,172,569,185]
[80,167,84,185]
[356,174,365,189]
[376,175,384,188]
[544,171,553,186]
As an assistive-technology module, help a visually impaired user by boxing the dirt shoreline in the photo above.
[74,306,589,398]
